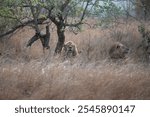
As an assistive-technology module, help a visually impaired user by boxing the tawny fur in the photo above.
[109,42,129,59]
[62,41,78,59]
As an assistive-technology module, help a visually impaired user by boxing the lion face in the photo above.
[64,42,75,52]
[109,42,129,59]
[62,41,78,59]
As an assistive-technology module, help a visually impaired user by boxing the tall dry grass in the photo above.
[0,20,150,99]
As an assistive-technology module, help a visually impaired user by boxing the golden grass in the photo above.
[0,20,150,99]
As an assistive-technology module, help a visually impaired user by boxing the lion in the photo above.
[62,41,78,60]
[109,42,129,59]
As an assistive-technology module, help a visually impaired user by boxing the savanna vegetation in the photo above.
[0,0,150,99]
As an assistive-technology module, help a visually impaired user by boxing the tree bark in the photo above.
[0,17,46,38]
[55,25,65,54]
[136,0,150,20]
[26,33,39,47]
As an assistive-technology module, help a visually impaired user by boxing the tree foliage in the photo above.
[0,0,123,53]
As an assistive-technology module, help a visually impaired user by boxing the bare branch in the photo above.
[60,0,71,11]
[0,17,47,38]
[27,0,41,33]
[80,0,91,22]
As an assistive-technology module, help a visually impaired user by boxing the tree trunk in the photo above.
[55,25,65,54]
[136,0,150,20]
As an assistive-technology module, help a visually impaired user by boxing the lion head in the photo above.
[109,42,129,59]
[62,41,78,59]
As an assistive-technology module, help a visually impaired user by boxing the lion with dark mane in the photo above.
[109,42,129,59]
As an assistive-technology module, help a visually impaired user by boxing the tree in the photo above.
[0,0,123,54]
[0,0,94,53]
[42,0,95,53]
[135,0,150,20]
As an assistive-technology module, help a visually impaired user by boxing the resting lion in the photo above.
[109,42,129,59]
[62,41,78,59]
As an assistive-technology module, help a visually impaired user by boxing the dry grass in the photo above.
[0,20,150,99]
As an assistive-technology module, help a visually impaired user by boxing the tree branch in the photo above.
[0,17,47,38]
[80,0,90,22]
[60,0,71,11]
[27,0,41,33]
